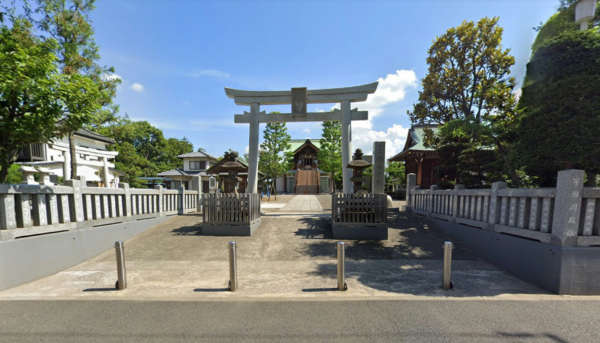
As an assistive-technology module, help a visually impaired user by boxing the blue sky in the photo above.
[92,0,559,158]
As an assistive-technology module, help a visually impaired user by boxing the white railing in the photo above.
[407,170,600,247]
[0,181,200,240]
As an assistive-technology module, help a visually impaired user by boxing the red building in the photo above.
[388,125,440,188]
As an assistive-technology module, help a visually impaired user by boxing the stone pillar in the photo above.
[178,184,185,215]
[488,181,507,229]
[406,173,416,207]
[341,100,353,194]
[452,184,465,223]
[0,192,17,230]
[121,183,132,217]
[154,185,163,216]
[191,175,202,212]
[551,169,585,246]
[246,103,260,194]
[372,141,385,194]
[65,179,85,223]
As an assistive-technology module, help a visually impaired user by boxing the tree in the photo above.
[409,17,518,187]
[35,0,119,179]
[0,18,97,182]
[258,122,291,194]
[161,137,193,171]
[317,121,342,191]
[385,161,405,187]
[516,29,600,186]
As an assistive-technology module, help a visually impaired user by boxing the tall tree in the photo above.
[409,17,518,187]
[0,18,99,182]
[317,121,342,192]
[258,122,291,194]
[36,0,119,180]
[517,30,600,186]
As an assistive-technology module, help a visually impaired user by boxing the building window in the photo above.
[189,161,206,170]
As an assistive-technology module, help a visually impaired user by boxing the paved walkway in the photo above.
[281,195,323,212]
[0,199,551,300]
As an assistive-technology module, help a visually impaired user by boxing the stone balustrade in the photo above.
[407,169,600,247]
[0,181,200,240]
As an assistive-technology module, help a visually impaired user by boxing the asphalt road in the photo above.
[0,299,597,342]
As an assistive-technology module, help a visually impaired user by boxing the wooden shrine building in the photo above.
[388,124,441,188]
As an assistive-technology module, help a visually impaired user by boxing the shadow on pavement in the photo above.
[297,210,475,260]
[171,225,203,235]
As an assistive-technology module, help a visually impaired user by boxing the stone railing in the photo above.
[0,181,200,240]
[407,170,600,247]
[332,193,387,224]
[202,193,261,225]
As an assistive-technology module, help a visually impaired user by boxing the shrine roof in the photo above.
[388,125,439,161]
[287,139,322,153]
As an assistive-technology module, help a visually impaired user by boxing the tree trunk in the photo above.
[69,133,77,180]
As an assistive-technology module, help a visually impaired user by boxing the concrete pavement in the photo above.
[0,200,546,300]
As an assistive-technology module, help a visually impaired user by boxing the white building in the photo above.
[157,151,218,191]
[17,128,121,187]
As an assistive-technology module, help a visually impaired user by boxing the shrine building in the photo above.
[275,139,331,194]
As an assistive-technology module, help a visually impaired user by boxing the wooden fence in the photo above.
[202,193,261,225]
[332,193,387,224]
[0,181,199,240]
[408,169,600,247]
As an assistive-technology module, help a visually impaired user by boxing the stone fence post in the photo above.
[451,184,464,223]
[406,173,416,209]
[155,185,164,216]
[429,185,438,215]
[0,187,16,230]
[65,179,84,223]
[178,184,185,215]
[551,169,584,246]
[488,181,507,230]
[120,183,132,217]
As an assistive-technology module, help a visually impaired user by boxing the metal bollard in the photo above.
[114,241,127,290]
[442,241,453,290]
[337,241,347,291]
[228,241,238,291]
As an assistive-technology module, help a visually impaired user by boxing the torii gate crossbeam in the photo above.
[225,82,378,194]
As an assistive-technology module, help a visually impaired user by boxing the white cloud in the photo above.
[349,69,417,158]
[188,69,230,79]
[130,82,144,92]
[245,145,249,154]
[303,128,311,136]
[357,69,417,117]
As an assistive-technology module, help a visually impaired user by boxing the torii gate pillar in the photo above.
[247,103,260,194]
[341,100,353,194]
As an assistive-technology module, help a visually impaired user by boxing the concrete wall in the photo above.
[423,215,600,294]
[0,216,168,291]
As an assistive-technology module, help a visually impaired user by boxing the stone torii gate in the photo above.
[225,82,378,194]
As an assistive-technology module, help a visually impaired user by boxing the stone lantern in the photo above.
[347,148,371,193]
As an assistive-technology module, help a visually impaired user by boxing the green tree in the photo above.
[0,19,97,182]
[161,137,193,171]
[258,122,291,194]
[317,121,342,191]
[99,119,167,187]
[409,17,518,187]
[516,29,600,186]
[35,0,120,179]
[385,161,405,187]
